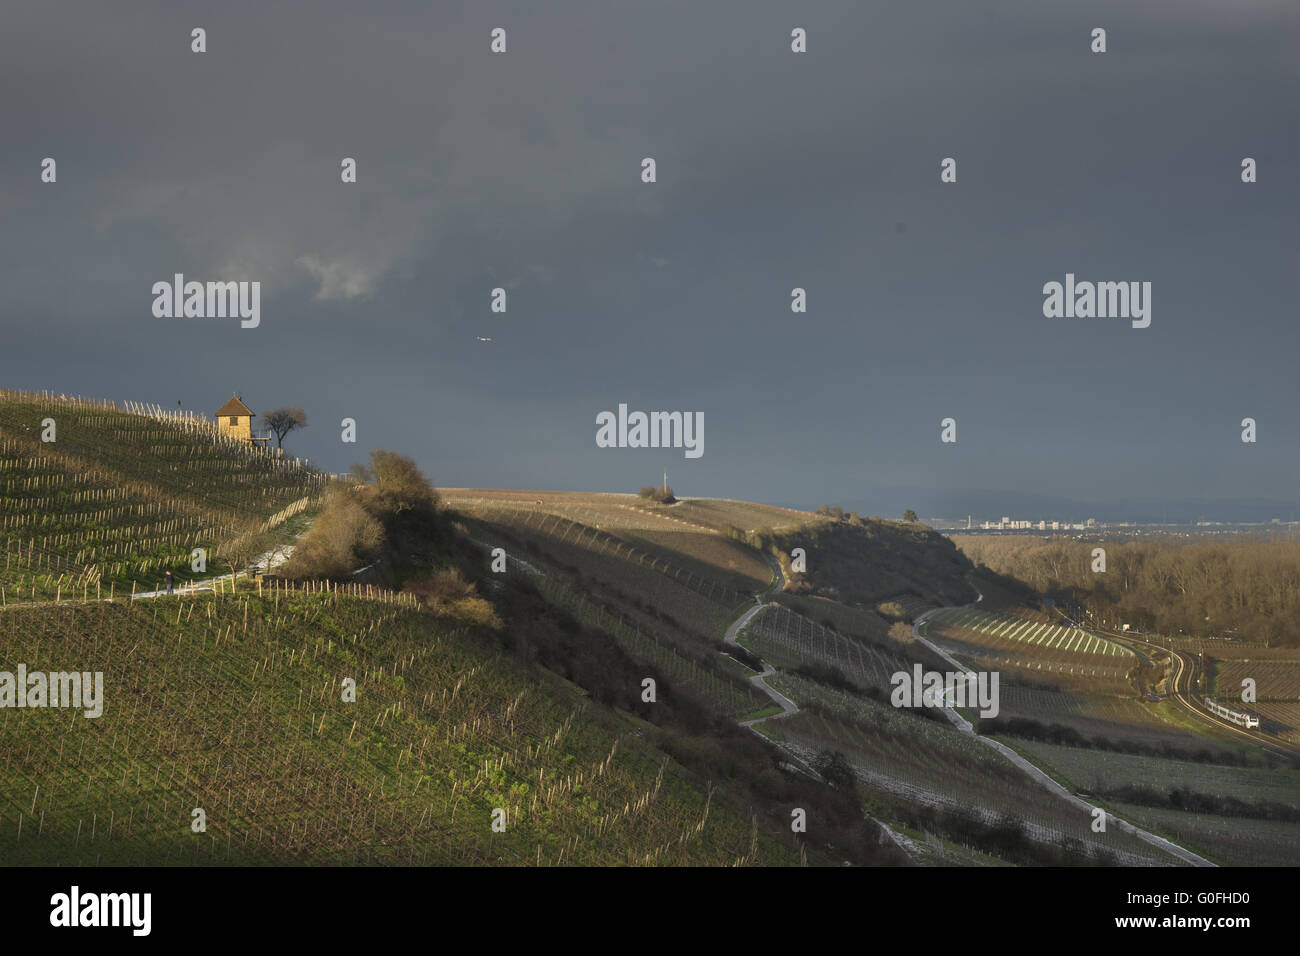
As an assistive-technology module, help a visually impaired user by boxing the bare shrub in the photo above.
[888,621,916,645]
[281,486,383,579]
[408,567,501,628]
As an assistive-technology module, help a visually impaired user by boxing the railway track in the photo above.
[1056,613,1300,762]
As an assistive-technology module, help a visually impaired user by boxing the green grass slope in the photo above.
[0,590,804,865]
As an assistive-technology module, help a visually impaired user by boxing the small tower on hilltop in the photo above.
[214,394,271,448]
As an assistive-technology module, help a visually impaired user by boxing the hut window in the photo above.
[229,416,238,426]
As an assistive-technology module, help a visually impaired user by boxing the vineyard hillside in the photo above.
[0,406,902,866]
[0,587,798,865]
[4,401,1222,868]
[0,391,324,599]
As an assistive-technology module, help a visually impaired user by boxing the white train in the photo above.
[1203,697,1260,729]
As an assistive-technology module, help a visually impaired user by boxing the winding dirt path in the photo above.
[723,557,799,729]
[913,607,1215,867]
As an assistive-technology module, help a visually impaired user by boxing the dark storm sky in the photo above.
[2,1,1297,518]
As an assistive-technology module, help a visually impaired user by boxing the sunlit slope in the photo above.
[0,391,323,597]
[0,591,795,865]
[442,490,796,590]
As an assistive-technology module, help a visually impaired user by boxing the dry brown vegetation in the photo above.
[281,486,383,579]
[406,567,502,629]
[279,450,506,631]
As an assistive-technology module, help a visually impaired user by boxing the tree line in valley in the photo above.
[956,534,1300,647]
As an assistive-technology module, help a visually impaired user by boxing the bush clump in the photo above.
[637,484,676,504]
[280,485,383,579]
[407,567,502,629]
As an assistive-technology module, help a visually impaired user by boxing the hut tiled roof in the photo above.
[215,395,254,418]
